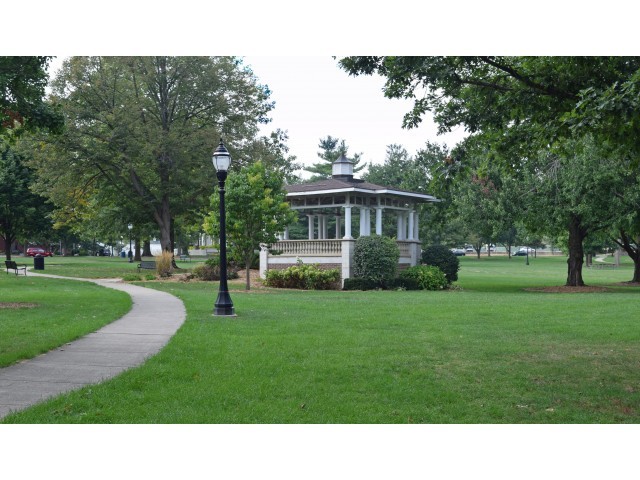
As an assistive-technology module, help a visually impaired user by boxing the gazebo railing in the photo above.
[272,239,342,256]
[396,241,413,257]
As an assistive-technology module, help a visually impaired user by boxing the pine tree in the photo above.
[305,135,364,180]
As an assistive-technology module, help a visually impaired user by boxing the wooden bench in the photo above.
[179,254,190,262]
[5,260,27,276]
[137,261,156,272]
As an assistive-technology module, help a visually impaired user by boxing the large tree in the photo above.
[30,56,274,255]
[0,56,63,137]
[0,141,53,260]
[338,56,640,286]
[204,161,296,290]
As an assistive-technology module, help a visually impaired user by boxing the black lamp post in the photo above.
[212,140,236,316]
[127,223,133,262]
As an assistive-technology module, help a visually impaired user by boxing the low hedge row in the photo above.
[264,262,341,290]
[343,265,448,291]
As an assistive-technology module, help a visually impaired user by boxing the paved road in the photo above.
[0,272,186,420]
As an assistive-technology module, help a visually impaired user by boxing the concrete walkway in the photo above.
[0,271,186,420]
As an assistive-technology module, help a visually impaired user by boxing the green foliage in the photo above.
[353,235,400,285]
[421,245,460,283]
[31,56,275,253]
[264,262,340,290]
[0,56,63,137]
[399,265,448,291]
[205,161,296,290]
[122,273,142,282]
[305,135,365,180]
[342,276,421,291]
[191,257,239,281]
[0,141,54,260]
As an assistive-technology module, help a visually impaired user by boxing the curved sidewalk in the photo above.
[0,271,186,420]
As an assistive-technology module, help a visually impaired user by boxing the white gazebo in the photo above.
[259,155,439,281]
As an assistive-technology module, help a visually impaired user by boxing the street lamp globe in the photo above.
[212,140,231,173]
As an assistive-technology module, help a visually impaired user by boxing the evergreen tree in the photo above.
[305,135,364,180]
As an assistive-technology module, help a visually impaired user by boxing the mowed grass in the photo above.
[0,273,131,367]
[3,255,640,424]
[19,255,203,279]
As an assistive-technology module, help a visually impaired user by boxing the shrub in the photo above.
[353,235,400,286]
[264,262,340,290]
[156,251,173,278]
[192,258,239,281]
[342,277,380,290]
[421,245,460,283]
[399,265,448,290]
[144,273,156,281]
[122,273,142,282]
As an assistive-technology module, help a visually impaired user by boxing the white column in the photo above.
[408,210,415,240]
[397,212,405,240]
[284,226,289,240]
[344,207,352,239]
[359,207,367,236]
[307,215,315,240]
[375,207,383,235]
[364,208,371,237]
[322,215,328,239]
[335,216,342,239]
[413,212,419,241]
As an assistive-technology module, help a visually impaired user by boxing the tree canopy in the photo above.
[204,161,296,290]
[0,56,63,137]
[28,56,276,254]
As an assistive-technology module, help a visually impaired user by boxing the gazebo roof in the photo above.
[285,177,438,203]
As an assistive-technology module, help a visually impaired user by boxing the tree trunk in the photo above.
[134,237,141,262]
[2,233,15,261]
[616,229,640,283]
[566,215,587,287]
[143,239,152,257]
[245,257,251,291]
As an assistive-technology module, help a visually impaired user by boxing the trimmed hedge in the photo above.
[264,262,341,290]
[342,276,421,291]
[353,235,400,286]
[399,265,448,290]
[421,245,460,283]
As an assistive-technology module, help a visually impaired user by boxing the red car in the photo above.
[26,247,54,257]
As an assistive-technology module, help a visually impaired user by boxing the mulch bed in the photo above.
[0,302,38,309]
[524,286,612,293]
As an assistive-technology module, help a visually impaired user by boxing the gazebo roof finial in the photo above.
[332,154,354,181]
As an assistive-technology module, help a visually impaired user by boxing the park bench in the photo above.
[179,254,190,262]
[137,260,156,272]
[589,263,617,269]
[5,260,27,276]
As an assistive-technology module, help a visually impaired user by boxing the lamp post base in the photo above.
[213,291,236,317]
[213,307,236,316]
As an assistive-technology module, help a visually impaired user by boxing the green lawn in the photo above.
[3,255,639,423]
[16,254,204,278]
[0,273,131,367]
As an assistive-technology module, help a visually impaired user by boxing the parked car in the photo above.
[465,245,475,253]
[450,248,466,256]
[514,247,535,256]
[26,247,53,257]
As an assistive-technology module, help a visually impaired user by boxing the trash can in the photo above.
[34,254,45,270]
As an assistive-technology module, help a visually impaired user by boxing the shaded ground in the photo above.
[524,286,612,293]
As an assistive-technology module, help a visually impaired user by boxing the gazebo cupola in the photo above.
[332,154,354,181]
